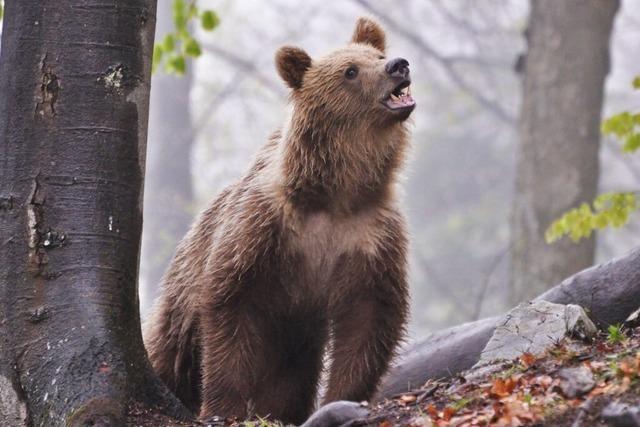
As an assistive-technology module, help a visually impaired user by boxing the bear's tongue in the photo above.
[385,86,415,110]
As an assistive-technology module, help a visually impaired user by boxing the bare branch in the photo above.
[200,42,285,96]
[471,244,511,321]
[415,255,474,314]
[352,0,515,125]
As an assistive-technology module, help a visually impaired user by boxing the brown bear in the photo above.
[143,16,415,425]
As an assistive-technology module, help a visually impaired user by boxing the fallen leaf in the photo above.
[442,406,456,421]
[618,361,635,377]
[519,352,537,368]
[400,394,417,404]
[588,385,607,397]
[491,377,517,398]
[408,415,433,427]
[491,379,508,397]
[532,375,553,389]
[426,404,438,419]
[492,402,504,419]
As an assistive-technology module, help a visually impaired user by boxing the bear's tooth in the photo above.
[390,94,399,101]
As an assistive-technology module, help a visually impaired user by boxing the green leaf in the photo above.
[546,192,638,243]
[166,54,186,75]
[607,324,626,344]
[160,2,218,76]
[0,3,3,20]
[173,0,187,33]
[172,0,186,15]
[633,75,640,90]
[162,34,175,52]
[175,15,187,33]
[152,45,163,74]
[623,133,640,153]
[602,112,634,137]
[188,3,198,19]
[201,10,219,31]
[184,38,202,57]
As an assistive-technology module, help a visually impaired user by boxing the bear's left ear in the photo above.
[351,17,386,53]
[275,46,312,90]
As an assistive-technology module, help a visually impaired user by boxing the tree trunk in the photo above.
[0,1,188,425]
[509,0,619,305]
[140,2,195,312]
[379,245,640,399]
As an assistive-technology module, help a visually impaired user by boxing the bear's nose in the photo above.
[385,57,410,78]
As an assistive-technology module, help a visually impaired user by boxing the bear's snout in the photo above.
[385,57,410,79]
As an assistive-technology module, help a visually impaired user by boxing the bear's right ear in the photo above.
[275,46,312,90]
[351,17,386,53]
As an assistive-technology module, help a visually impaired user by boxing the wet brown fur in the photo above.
[144,17,412,425]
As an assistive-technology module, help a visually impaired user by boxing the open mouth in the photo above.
[382,80,416,111]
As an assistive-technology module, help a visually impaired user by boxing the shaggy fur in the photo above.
[276,46,312,89]
[144,17,414,425]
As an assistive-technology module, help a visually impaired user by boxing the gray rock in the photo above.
[558,366,595,398]
[458,360,512,386]
[571,397,595,427]
[476,300,597,366]
[300,401,369,427]
[602,401,640,427]
[625,306,640,328]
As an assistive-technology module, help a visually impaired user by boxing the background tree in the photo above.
[141,4,195,308]
[0,1,187,424]
[140,0,217,310]
[546,76,640,243]
[509,0,619,305]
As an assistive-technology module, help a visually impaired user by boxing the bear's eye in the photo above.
[344,66,359,80]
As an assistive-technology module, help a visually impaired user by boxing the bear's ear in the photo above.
[351,17,386,53]
[275,46,312,90]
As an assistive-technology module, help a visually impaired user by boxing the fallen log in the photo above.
[377,246,640,399]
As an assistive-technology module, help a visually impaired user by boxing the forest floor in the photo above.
[127,325,640,426]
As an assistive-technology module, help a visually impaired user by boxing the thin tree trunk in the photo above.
[0,1,188,425]
[509,0,619,305]
[141,4,195,312]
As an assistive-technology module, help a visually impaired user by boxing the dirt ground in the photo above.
[127,325,640,426]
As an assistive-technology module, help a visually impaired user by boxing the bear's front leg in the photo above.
[196,201,327,424]
[323,226,409,404]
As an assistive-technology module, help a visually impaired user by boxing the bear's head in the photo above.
[275,17,415,127]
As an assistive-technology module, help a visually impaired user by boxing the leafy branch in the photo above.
[153,0,219,75]
[546,192,638,243]
[546,76,640,243]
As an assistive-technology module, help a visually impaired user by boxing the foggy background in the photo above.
[140,0,640,342]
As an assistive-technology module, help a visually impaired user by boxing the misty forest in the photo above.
[1,1,640,426]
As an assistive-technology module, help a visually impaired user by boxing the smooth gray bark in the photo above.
[509,0,619,305]
[0,1,188,425]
